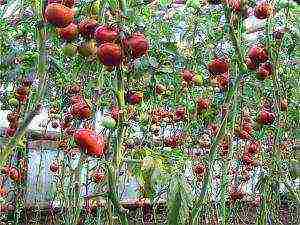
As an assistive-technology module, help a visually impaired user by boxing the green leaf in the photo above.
[186,0,201,8]
[107,0,118,9]
[167,174,191,225]
[160,0,172,7]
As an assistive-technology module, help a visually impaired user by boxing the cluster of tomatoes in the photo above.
[44,2,149,69]
[229,186,246,203]
[242,140,260,167]
[164,132,185,148]
[208,57,230,90]
[5,112,19,137]
[126,90,144,105]
[193,162,206,180]
[59,85,92,130]
[50,160,106,184]
[219,136,229,158]
[151,107,187,124]
[212,0,272,20]
[69,90,92,120]
[14,78,33,103]
[257,107,276,125]
[5,78,34,137]
[180,69,203,87]
[236,112,253,140]
[149,107,190,148]
[245,45,273,80]
[90,169,106,184]
[1,164,23,183]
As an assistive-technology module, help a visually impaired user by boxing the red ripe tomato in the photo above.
[257,63,273,80]
[197,98,210,112]
[79,105,92,119]
[0,186,7,198]
[165,134,183,148]
[124,33,149,59]
[111,106,121,121]
[57,22,78,41]
[16,86,28,96]
[50,162,60,173]
[126,91,143,105]
[78,18,98,38]
[227,0,241,12]
[254,1,272,19]
[247,141,260,154]
[174,107,186,121]
[258,110,276,125]
[44,3,75,28]
[257,110,269,124]
[62,0,74,8]
[97,43,123,67]
[193,163,206,176]
[245,57,257,70]
[239,130,250,139]
[91,170,106,183]
[181,69,195,83]
[248,45,268,64]
[230,189,245,201]
[74,129,105,157]
[8,167,21,182]
[217,72,229,89]
[208,57,229,75]
[242,153,254,165]
[70,95,84,104]
[94,26,119,43]
[5,128,16,137]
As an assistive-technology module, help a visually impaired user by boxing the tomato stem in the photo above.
[0,0,48,168]
[192,4,247,224]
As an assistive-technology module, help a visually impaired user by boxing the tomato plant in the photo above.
[0,0,299,225]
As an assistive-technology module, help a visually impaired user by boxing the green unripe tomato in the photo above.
[8,98,19,107]
[62,43,77,57]
[278,0,297,10]
[194,73,203,86]
[102,116,116,129]
[78,40,97,57]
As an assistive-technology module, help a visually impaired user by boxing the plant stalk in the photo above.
[0,1,48,168]
[192,5,247,224]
